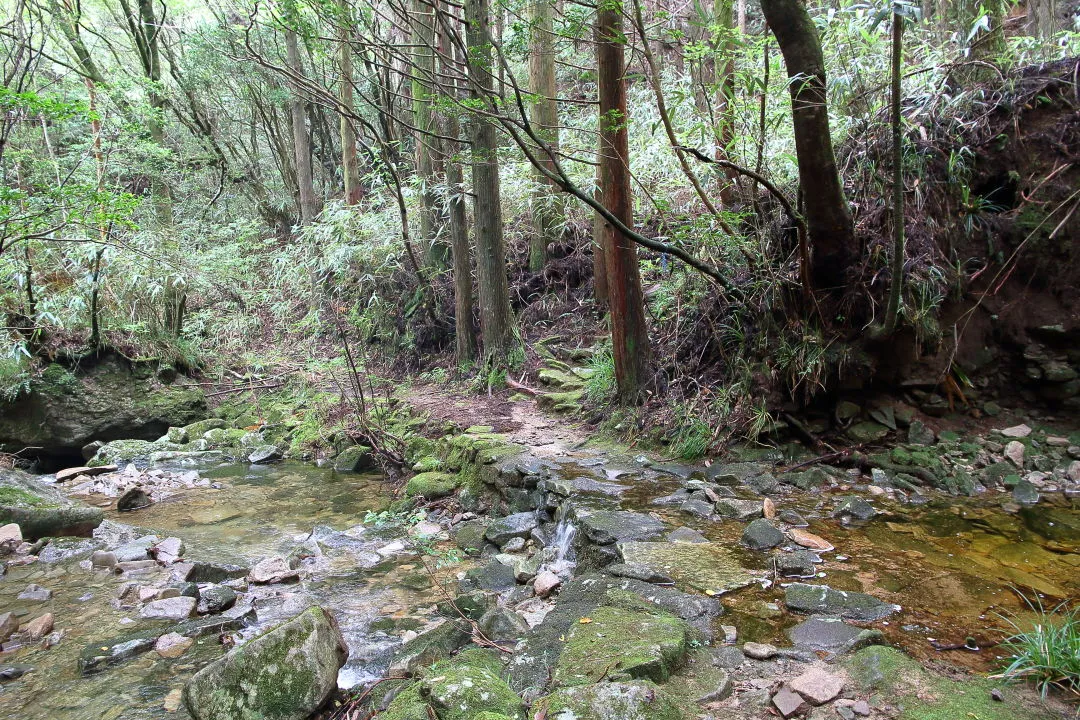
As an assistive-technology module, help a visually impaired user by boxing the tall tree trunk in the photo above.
[597,0,650,403]
[412,0,446,267]
[713,0,737,200]
[285,27,317,224]
[338,7,362,205]
[464,0,519,365]
[760,0,855,291]
[884,13,905,335]
[593,140,608,308]
[527,0,562,272]
[1026,0,1057,38]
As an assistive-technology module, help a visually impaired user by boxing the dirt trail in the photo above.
[402,382,588,454]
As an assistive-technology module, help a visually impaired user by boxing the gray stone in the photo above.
[534,570,562,598]
[54,465,117,482]
[462,560,517,591]
[479,607,530,642]
[606,562,675,584]
[17,583,52,602]
[616,541,755,595]
[117,488,152,512]
[742,518,784,550]
[667,527,709,543]
[788,617,881,653]
[200,585,237,613]
[680,497,716,518]
[452,519,489,555]
[485,512,539,546]
[140,596,197,621]
[907,420,936,445]
[190,561,249,583]
[183,607,346,720]
[0,468,104,539]
[152,536,185,563]
[248,556,298,584]
[543,680,685,720]
[1012,479,1040,505]
[332,445,374,473]
[1004,440,1025,468]
[832,496,876,522]
[91,550,117,568]
[714,498,764,521]
[785,584,899,621]
[846,421,889,444]
[576,510,667,545]
[775,550,819,578]
[743,641,777,660]
[0,612,19,642]
[772,686,806,718]
[247,445,282,464]
[390,619,470,675]
[114,535,158,562]
[790,666,844,704]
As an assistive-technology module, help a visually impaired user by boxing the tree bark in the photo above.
[285,27,317,224]
[527,0,562,272]
[1026,0,1057,38]
[412,0,446,267]
[597,1,650,403]
[338,6,362,205]
[464,0,519,365]
[760,0,855,291]
[593,140,608,308]
[884,13,905,335]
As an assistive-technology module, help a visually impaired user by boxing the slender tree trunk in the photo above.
[593,142,608,308]
[597,1,650,403]
[339,7,362,205]
[760,0,855,290]
[86,78,108,347]
[527,0,562,272]
[884,14,905,335]
[285,27,317,224]
[465,0,519,365]
[713,0,737,200]
[1026,0,1057,38]
[412,0,446,267]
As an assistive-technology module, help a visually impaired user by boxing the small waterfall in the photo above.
[548,517,577,575]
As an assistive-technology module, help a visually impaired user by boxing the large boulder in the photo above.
[184,607,347,720]
[0,354,206,461]
[542,681,690,720]
[0,468,103,539]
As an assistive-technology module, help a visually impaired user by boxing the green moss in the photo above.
[38,363,80,395]
[553,605,690,687]
[541,681,691,720]
[422,649,524,720]
[846,646,1053,720]
[0,486,54,508]
[412,456,442,473]
[379,683,429,720]
[404,471,459,499]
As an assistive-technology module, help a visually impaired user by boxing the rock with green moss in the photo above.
[541,681,691,720]
[183,606,346,720]
[405,472,460,500]
[90,438,169,465]
[845,645,1054,720]
[0,468,103,539]
[422,649,525,720]
[536,389,585,414]
[412,455,442,473]
[182,418,226,437]
[553,605,690,686]
[847,421,890,444]
[0,354,206,459]
[333,445,375,473]
[616,541,754,595]
[452,519,489,555]
[379,683,429,720]
[389,619,471,675]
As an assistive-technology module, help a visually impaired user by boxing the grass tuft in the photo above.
[992,593,1079,700]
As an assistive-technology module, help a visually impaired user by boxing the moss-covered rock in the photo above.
[553,605,690,686]
[89,438,170,465]
[412,455,442,473]
[333,444,375,473]
[0,353,206,459]
[389,620,471,676]
[421,649,525,720]
[0,468,103,539]
[846,645,1055,720]
[378,682,429,720]
[183,606,346,720]
[405,472,460,499]
[182,418,226,437]
[540,681,690,720]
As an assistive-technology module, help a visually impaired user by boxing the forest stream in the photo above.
[1,432,1077,719]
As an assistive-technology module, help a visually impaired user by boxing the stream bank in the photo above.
[0,401,1077,720]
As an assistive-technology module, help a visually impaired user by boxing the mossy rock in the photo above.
[412,456,442,473]
[183,607,346,720]
[846,646,1056,720]
[333,445,376,473]
[390,620,471,676]
[405,472,460,500]
[540,680,691,720]
[536,389,585,414]
[421,649,525,720]
[375,682,429,720]
[0,468,103,539]
[182,418,226,437]
[553,605,691,687]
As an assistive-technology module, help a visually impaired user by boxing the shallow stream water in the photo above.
[1,452,1077,718]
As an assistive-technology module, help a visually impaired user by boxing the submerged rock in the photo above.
[0,468,103,539]
[184,606,346,720]
[616,541,755,594]
[741,519,784,550]
[576,510,666,545]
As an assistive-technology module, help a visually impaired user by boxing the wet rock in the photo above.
[155,632,194,658]
[714,498,764,521]
[652,489,691,506]
[542,680,687,720]
[247,445,282,464]
[55,465,117,483]
[553,605,690,686]
[480,607,530,642]
[534,570,562,598]
[199,585,237,613]
[24,613,54,640]
[462,560,517,591]
[832,496,876,522]
[1005,441,1025,468]
[680,497,716,518]
[743,641,777,660]
[606,563,675,584]
[117,488,153,512]
[190,560,249,583]
[616,541,755,594]
[742,519,784,549]
[452,519,489,555]
[786,583,898,621]
[183,606,346,720]
[390,619,471,675]
[332,444,375,473]
[791,666,844,704]
[0,468,104,539]
[141,596,197,621]
[1012,479,1040,505]
[787,528,834,552]
[114,536,158,562]
[0,664,32,680]
[485,512,539,546]
[0,612,19,642]
[152,536,185,563]
[779,509,810,526]
[495,552,542,583]
[18,584,52,602]
[576,510,666,545]
[775,550,820,578]
[772,686,807,718]
[91,550,117,568]
[667,526,709,543]
[248,556,298,584]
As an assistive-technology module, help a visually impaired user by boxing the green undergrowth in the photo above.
[993,596,1079,701]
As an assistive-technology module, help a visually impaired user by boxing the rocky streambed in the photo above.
[0,415,1077,720]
